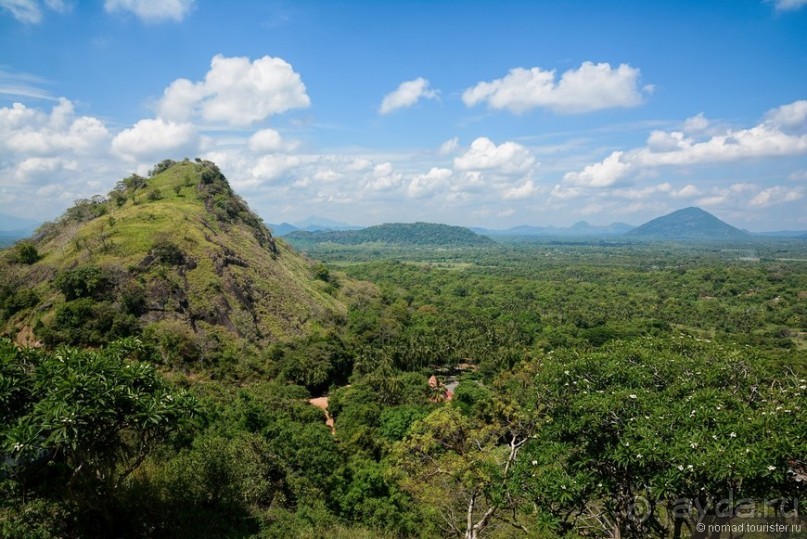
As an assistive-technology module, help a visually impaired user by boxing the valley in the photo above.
[1,161,804,538]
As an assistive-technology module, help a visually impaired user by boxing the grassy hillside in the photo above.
[0,159,367,371]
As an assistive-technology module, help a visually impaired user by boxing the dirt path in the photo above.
[309,396,334,433]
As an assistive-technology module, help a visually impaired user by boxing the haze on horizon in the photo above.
[0,0,806,231]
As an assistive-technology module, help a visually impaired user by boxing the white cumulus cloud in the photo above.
[764,100,807,132]
[750,186,804,206]
[104,0,194,22]
[672,184,702,198]
[789,170,807,181]
[563,100,807,187]
[454,137,535,174]
[248,128,300,153]
[0,0,69,23]
[159,54,310,127]
[365,162,403,191]
[111,118,197,161]
[438,137,459,155]
[407,167,452,198]
[563,150,630,187]
[768,0,807,11]
[0,98,110,156]
[379,77,438,114]
[462,62,646,114]
[250,154,301,181]
[502,180,537,200]
[14,156,78,182]
[682,113,710,134]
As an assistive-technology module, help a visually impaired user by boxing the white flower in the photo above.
[629,394,637,399]
[560,485,567,490]
[687,464,694,471]
[690,442,698,449]
[564,370,570,376]
[729,432,737,438]
[532,460,538,466]
[677,465,684,471]
[636,454,643,459]
[768,465,776,471]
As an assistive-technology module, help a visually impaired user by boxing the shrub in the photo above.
[151,238,185,266]
[54,266,110,300]
[11,241,40,264]
[0,287,39,320]
[149,159,176,177]
[64,197,107,223]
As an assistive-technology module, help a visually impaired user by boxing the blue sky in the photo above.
[1,0,806,230]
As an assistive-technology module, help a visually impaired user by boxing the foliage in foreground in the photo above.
[1,234,805,538]
[0,338,197,537]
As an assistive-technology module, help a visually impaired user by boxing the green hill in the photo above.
[626,207,749,241]
[285,222,495,247]
[0,159,359,365]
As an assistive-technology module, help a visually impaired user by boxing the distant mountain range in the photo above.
[267,216,363,236]
[273,207,806,243]
[0,212,41,231]
[284,222,495,247]
[472,221,635,237]
[0,213,41,246]
[754,230,807,238]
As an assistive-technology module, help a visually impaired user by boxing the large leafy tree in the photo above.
[522,337,806,538]
[0,338,197,533]
[393,370,540,539]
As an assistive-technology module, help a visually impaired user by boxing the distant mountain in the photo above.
[567,221,635,236]
[754,230,807,238]
[0,214,41,247]
[474,221,634,237]
[0,229,33,248]
[267,216,363,236]
[627,207,749,241]
[268,222,301,236]
[285,222,495,247]
[0,212,41,232]
[295,215,358,229]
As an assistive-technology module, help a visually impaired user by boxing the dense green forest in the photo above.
[285,222,495,247]
[1,162,805,538]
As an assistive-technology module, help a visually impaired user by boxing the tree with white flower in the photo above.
[518,337,805,539]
